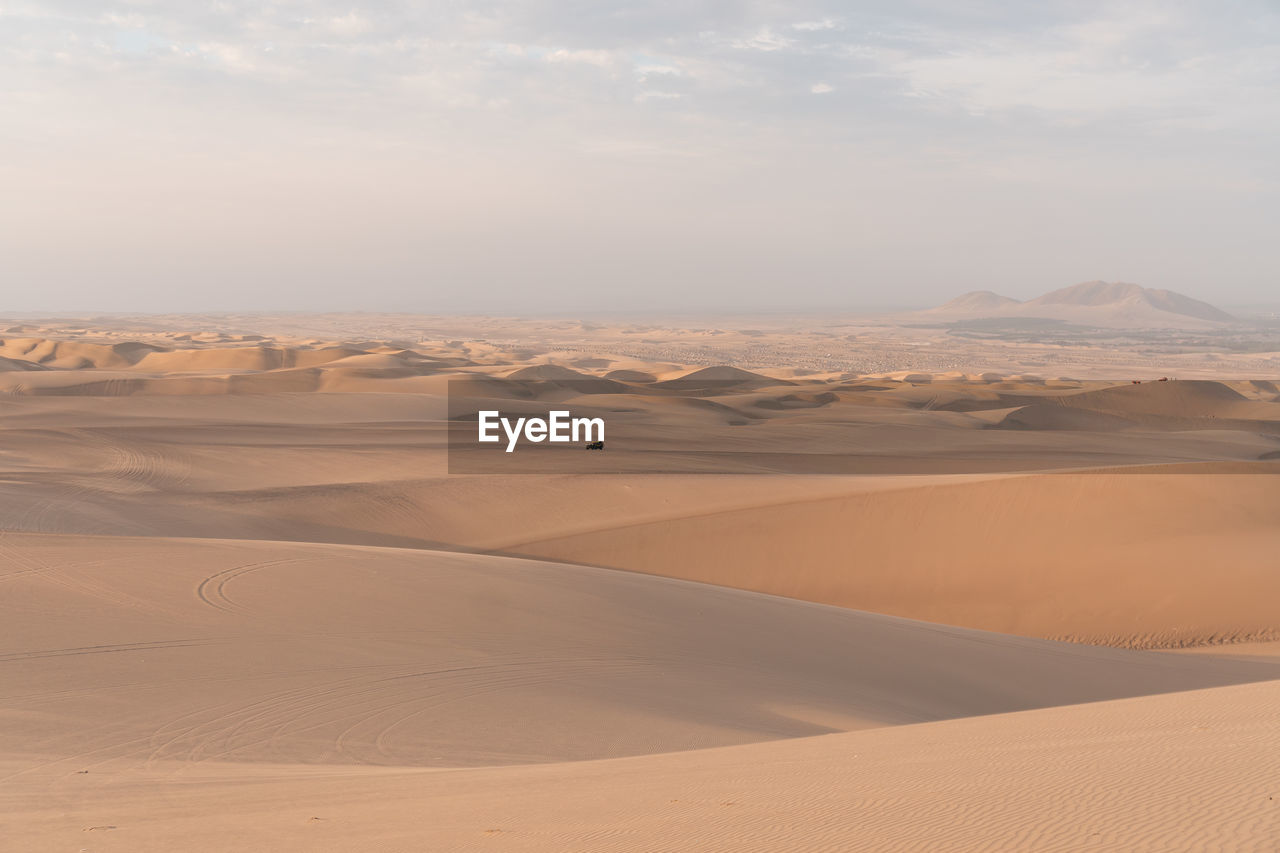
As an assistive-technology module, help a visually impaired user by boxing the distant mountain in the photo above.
[921,281,1234,329]
[1027,282,1234,322]
[934,291,1021,313]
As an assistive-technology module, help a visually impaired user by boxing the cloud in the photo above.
[635,63,680,76]
[1,0,1277,311]
[871,7,1280,130]
[729,27,794,52]
[793,19,838,32]
[319,12,372,37]
[544,48,615,66]
[195,42,257,72]
[1,1,1273,148]
[101,12,148,30]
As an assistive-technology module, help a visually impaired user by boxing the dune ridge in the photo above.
[5,533,1273,771]
[505,470,1280,648]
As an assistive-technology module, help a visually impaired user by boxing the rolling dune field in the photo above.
[1,322,1278,850]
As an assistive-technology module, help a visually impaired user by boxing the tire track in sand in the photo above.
[194,558,306,615]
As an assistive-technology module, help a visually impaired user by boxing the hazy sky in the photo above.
[2,1,1277,313]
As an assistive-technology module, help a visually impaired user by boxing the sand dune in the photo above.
[133,346,359,372]
[1059,379,1280,420]
[0,355,49,372]
[3,532,1277,851]
[996,402,1137,431]
[998,380,1280,433]
[654,365,787,391]
[752,390,838,410]
[603,368,657,382]
[509,470,1280,648]
[1,386,1277,646]
[0,337,165,369]
[5,532,1271,767]
[504,363,591,380]
[5,644,1278,851]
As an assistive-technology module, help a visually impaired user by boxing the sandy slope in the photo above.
[6,679,1278,852]
[2,387,1278,647]
[510,469,1280,647]
[6,533,1270,775]
[3,533,1278,851]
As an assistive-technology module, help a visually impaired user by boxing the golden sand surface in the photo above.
[2,314,1278,850]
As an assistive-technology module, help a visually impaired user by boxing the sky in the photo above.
[2,0,1278,313]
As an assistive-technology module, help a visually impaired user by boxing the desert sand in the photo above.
[2,315,1278,850]
[8,680,1279,851]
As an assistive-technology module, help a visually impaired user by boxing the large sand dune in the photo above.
[7,534,1270,771]
[3,533,1277,851]
[1,385,1278,647]
[7,680,1277,852]
[509,469,1280,647]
